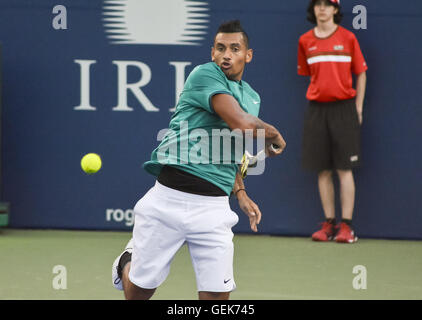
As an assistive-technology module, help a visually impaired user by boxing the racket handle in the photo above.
[254,144,281,162]
[270,144,280,152]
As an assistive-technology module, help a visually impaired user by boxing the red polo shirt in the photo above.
[298,25,367,102]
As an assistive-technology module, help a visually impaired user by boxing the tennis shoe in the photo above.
[335,222,358,243]
[311,221,336,241]
[112,238,133,290]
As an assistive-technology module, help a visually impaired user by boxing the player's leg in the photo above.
[121,263,156,300]
[112,182,186,298]
[112,241,156,299]
[128,184,187,294]
[186,197,239,300]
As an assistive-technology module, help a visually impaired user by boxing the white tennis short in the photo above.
[128,181,239,292]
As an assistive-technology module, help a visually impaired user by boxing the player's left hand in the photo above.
[236,190,262,232]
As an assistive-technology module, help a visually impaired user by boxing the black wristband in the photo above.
[235,188,246,197]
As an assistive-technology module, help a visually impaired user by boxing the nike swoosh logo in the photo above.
[252,100,259,104]
[224,279,231,284]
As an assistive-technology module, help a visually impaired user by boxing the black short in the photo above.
[302,99,361,172]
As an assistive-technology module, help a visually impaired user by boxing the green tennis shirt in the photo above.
[143,62,261,196]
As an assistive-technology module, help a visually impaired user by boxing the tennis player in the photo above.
[111,20,286,300]
[298,0,367,243]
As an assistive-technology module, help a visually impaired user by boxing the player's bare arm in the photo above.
[355,71,367,125]
[232,171,262,232]
[212,93,286,156]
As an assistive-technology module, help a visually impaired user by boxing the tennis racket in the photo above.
[240,144,279,179]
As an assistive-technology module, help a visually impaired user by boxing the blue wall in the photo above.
[0,0,421,239]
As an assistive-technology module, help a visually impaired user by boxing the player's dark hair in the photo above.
[214,20,250,48]
[307,0,343,25]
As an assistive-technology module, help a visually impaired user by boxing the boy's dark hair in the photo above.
[307,0,343,25]
[214,20,250,48]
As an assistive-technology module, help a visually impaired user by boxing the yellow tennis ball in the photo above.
[81,153,102,174]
